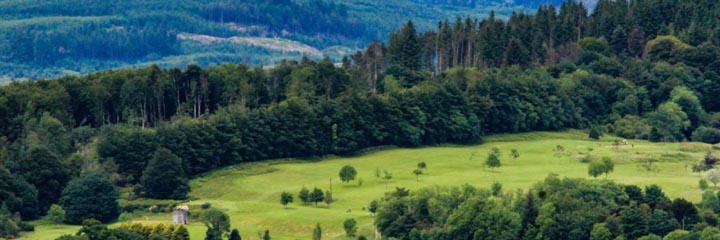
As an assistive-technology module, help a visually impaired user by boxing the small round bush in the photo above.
[700,179,709,190]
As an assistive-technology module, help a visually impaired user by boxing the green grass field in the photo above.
[23,131,717,239]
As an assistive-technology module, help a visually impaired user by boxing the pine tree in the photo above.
[388,21,421,71]
[504,37,530,66]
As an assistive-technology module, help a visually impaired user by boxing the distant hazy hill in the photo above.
[0,0,594,82]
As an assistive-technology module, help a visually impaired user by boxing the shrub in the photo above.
[589,126,603,140]
[201,202,212,209]
[118,212,134,222]
[580,155,596,163]
[47,204,65,224]
[700,179,709,190]
[343,218,357,237]
[692,127,720,144]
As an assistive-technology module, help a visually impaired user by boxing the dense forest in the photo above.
[3,0,720,239]
[0,0,524,81]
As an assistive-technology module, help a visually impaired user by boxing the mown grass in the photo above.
[24,130,717,239]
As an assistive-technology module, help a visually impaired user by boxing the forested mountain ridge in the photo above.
[0,0,595,82]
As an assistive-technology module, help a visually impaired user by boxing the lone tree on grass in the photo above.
[708,169,720,186]
[382,169,393,187]
[200,209,231,240]
[280,192,293,208]
[299,187,310,205]
[486,151,501,169]
[310,187,325,206]
[368,200,378,216]
[588,158,615,179]
[339,165,357,183]
[313,223,322,240]
[324,190,333,206]
[413,169,423,181]
[510,149,520,159]
[263,229,271,240]
[417,162,426,170]
[589,126,603,140]
[343,218,358,237]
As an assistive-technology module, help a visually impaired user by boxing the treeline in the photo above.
[375,175,720,240]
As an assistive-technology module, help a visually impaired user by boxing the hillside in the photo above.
[8,0,720,239]
[23,131,716,239]
[0,0,597,82]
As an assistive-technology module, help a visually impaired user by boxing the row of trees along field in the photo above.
[3,0,720,236]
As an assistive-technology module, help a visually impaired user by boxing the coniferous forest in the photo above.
[4,0,720,239]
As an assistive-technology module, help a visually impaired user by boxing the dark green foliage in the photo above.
[491,182,502,197]
[670,198,699,230]
[281,192,293,208]
[692,127,720,144]
[647,209,679,236]
[310,187,325,206]
[229,229,242,240]
[589,126,603,140]
[59,173,119,224]
[263,229,271,240]
[644,185,669,208]
[486,151,501,169]
[299,187,310,205]
[343,218,357,237]
[139,148,189,199]
[0,206,22,238]
[97,126,159,184]
[0,167,39,220]
[417,162,426,169]
[201,209,231,240]
[620,204,649,240]
[339,165,357,183]
[13,146,69,214]
[412,169,423,181]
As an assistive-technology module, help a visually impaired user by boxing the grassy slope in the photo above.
[25,130,713,239]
